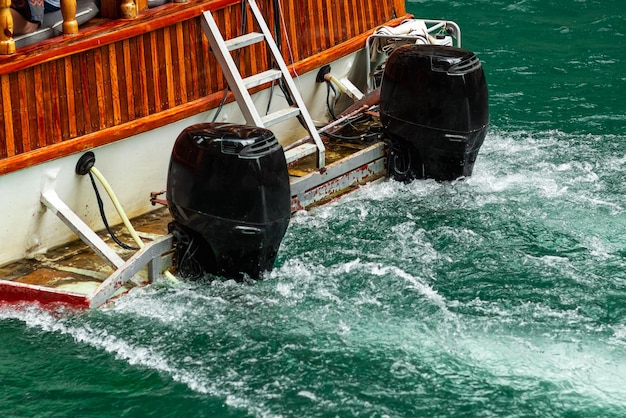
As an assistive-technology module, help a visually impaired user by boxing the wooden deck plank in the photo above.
[136,35,150,118]
[94,47,107,130]
[50,60,63,142]
[79,53,92,136]
[122,39,135,122]
[33,66,46,149]
[150,31,162,112]
[283,0,297,64]
[40,62,53,146]
[0,207,172,307]
[327,0,337,48]
[108,43,122,125]
[64,56,78,138]
[163,26,175,109]
[0,74,12,157]
[175,22,188,105]
[186,19,200,100]
[17,72,30,152]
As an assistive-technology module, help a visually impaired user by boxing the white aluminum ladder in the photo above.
[200,0,325,168]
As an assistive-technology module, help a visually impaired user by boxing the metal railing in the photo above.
[365,19,462,92]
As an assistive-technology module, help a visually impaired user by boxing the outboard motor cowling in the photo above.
[380,44,489,181]
[166,123,290,281]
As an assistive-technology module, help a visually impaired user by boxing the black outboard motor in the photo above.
[166,123,291,281]
[380,44,489,181]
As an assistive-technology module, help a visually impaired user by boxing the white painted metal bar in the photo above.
[261,106,301,127]
[88,234,174,308]
[290,142,386,195]
[290,143,387,211]
[284,142,318,164]
[201,10,264,126]
[242,69,283,89]
[41,189,125,268]
[225,32,265,50]
[365,19,462,92]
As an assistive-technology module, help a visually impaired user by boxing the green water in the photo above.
[2,0,626,416]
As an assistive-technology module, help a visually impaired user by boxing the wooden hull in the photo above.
[0,0,406,174]
[0,0,406,269]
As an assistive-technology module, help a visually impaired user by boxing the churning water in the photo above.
[1,0,625,416]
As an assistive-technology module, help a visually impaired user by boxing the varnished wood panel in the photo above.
[184,19,200,101]
[78,52,92,136]
[135,35,150,118]
[1,74,13,157]
[0,0,408,174]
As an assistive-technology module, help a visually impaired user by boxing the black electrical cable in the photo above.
[171,227,203,279]
[265,81,276,115]
[344,113,372,129]
[211,87,230,123]
[272,0,281,47]
[88,171,139,251]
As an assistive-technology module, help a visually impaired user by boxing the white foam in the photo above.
[369,264,450,314]
[456,331,626,408]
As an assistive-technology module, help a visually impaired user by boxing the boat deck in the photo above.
[0,207,172,299]
[289,138,381,176]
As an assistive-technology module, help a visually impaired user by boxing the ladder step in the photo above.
[285,143,318,164]
[243,69,282,89]
[261,107,301,127]
[224,32,265,51]
[200,0,325,168]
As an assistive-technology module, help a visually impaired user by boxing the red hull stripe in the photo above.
[0,280,90,308]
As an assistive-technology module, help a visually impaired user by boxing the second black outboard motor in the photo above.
[166,123,291,281]
[380,44,489,181]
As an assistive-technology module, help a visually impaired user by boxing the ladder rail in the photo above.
[245,0,325,168]
[201,0,325,168]
[200,10,264,126]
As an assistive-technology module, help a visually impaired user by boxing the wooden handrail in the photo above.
[0,0,16,54]
[0,0,148,55]
[0,0,79,56]
[0,13,411,176]
[61,0,79,34]
[120,0,138,19]
[0,0,240,57]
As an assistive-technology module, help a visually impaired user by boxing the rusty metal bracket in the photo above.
[150,190,168,206]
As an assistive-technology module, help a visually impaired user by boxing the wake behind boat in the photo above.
[0,0,488,307]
